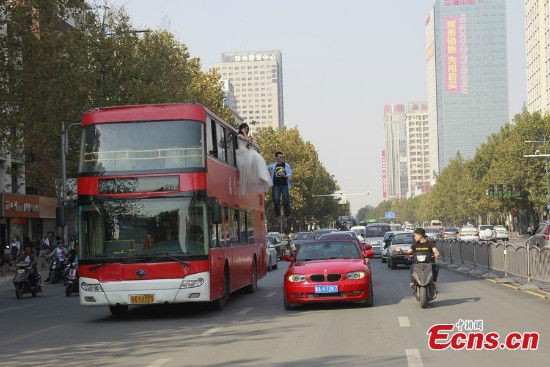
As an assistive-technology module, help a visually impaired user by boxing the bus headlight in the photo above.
[180,278,204,289]
[81,282,103,292]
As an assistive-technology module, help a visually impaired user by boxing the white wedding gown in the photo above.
[236,137,273,195]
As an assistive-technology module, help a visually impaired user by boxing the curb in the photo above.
[442,264,549,301]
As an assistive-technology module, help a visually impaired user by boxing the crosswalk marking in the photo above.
[399,316,411,327]
[405,349,423,367]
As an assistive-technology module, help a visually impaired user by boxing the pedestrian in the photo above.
[267,151,293,219]
[42,233,51,253]
[10,236,21,265]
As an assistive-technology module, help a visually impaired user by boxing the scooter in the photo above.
[13,261,42,299]
[64,262,79,297]
[410,252,437,308]
[48,257,66,284]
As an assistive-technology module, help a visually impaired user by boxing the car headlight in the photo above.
[81,282,103,292]
[287,274,306,283]
[180,278,204,289]
[345,271,366,280]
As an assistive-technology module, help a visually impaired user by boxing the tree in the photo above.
[253,126,344,228]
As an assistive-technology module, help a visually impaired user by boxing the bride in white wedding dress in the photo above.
[236,123,273,195]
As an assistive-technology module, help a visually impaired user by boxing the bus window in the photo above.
[246,210,255,244]
[216,123,227,163]
[226,132,236,167]
[207,118,217,157]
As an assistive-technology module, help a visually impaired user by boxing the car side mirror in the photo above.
[364,250,374,259]
[283,254,292,262]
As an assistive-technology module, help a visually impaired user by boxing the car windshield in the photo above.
[294,232,313,240]
[425,229,440,234]
[392,233,415,244]
[444,227,458,232]
[480,225,494,230]
[295,241,360,261]
[365,226,389,237]
[79,197,209,261]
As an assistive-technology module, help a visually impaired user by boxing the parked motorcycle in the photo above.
[410,252,437,308]
[13,261,42,299]
[64,262,79,297]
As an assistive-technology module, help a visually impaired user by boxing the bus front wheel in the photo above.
[109,305,128,317]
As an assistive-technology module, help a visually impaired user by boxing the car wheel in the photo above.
[390,259,397,270]
[283,292,297,310]
[358,279,374,308]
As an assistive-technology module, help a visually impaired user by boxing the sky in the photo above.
[105,0,526,215]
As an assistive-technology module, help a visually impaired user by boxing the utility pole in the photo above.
[524,137,550,215]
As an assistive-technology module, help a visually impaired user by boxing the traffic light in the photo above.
[497,184,504,197]
[487,185,495,197]
[506,184,513,196]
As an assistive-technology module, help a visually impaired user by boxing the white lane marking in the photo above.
[146,358,171,367]
[237,307,253,315]
[0,325,61,347]
[399,316,411,327]
[202,327,221,336]
[405,349,424,367]
[264,291,277,298]
[0,304,35,314]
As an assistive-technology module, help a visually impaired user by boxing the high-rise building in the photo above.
[405,103,432,197]
[384,103,431,200]
[215,50,284,131]
[384,104,407,199]
[526,0,550,113]
[426,0,508,171]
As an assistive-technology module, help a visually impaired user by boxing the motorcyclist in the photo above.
[16,245,38,287]
[46,240,67,282]
[395,228,440,287]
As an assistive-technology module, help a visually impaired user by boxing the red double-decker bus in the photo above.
[77,104,267,316]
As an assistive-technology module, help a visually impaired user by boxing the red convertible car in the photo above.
[283,240,374,310]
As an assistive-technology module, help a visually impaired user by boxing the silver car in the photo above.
[458,227,480,241]
[265,237,278,271]
[290,232,314,252]
[494,225,509,241]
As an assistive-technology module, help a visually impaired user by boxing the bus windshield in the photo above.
[80,120,204,174]
[79,197,209,261]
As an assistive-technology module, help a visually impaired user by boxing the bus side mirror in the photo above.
[211,200,221,224]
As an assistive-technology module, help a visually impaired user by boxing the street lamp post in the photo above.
[61,121,81,245]
[524,137,550,204]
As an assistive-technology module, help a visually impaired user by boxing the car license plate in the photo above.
[130,294,154,304]
[314,285,338,294]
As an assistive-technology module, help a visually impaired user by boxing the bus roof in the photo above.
[82,103,209,126]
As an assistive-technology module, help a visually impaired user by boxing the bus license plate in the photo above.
[130,294,154,304]
[314,285,338,294]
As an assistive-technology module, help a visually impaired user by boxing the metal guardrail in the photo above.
[436,239,550,284]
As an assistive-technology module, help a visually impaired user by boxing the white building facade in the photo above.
[215,50,284,131]
[384,103,432,200]
[526,0,550,113]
